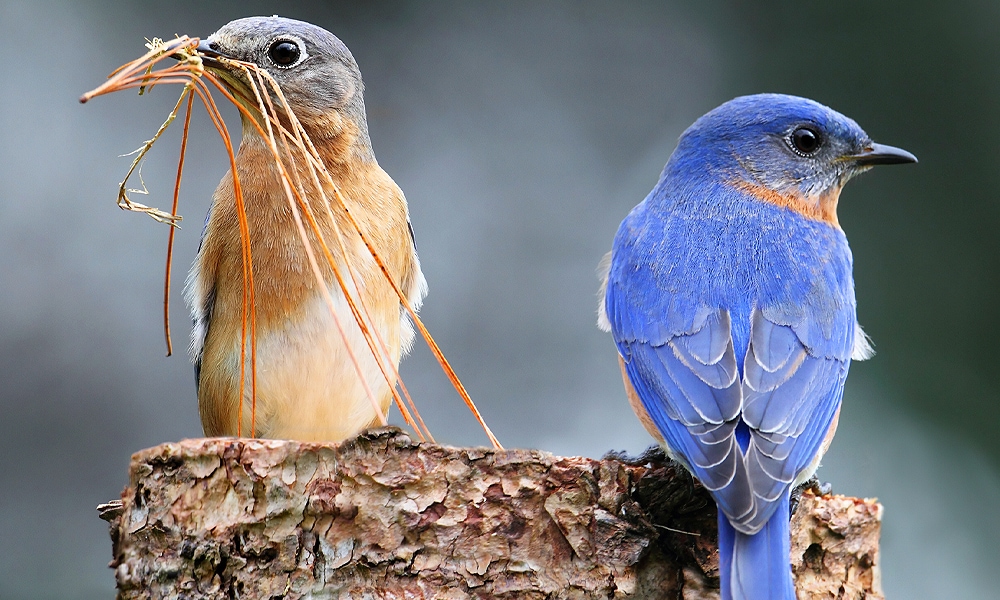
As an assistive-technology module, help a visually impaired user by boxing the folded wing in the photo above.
[609,284,849,533]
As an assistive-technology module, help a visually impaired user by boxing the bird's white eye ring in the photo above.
[787,126,823,157]
[267,36,307,69]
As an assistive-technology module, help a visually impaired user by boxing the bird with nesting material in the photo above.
[185,16,427,442]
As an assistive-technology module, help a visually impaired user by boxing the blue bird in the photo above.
[598,94,915,599]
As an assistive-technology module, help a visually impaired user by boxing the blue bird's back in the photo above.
[599,94,915,599]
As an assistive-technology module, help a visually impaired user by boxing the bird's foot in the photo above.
[790,477,833,515]
[604,444,670,467]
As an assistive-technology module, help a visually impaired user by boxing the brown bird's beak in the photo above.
[848,142,918,166]
[175,39,262,120]
[193,40,232,65]
[170,40,233,69]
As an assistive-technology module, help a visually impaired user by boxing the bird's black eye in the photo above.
[789,127,822,156]
[268,39,302,67]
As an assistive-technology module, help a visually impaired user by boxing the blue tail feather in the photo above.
[718,493,795,600]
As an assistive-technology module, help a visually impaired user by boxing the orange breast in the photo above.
[618,355,666,445]
[194,127,418,440]
[732,180,843,226]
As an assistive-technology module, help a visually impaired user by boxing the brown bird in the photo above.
[185,16,426,442]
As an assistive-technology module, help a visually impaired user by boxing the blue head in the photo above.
[663,94,916,224]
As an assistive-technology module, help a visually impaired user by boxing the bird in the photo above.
[598,94,915,599]
[184,16,427,442]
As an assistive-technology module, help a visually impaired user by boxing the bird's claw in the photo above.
[790,477,833,515]
[604,444,670,467]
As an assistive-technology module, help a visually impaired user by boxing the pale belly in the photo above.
[201,289,403,442]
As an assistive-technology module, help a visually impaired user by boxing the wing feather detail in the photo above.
[613,301,849,535]
[738,309,848,531]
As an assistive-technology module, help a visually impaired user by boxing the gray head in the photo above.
[199,16,371,155]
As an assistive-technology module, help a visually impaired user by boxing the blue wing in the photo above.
[604,194,857,534]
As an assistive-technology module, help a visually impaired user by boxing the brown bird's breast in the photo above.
[193,127,420,441]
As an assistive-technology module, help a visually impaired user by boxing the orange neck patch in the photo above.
[732,180,842,226]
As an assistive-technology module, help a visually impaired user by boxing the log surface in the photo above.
[104,427,883,599]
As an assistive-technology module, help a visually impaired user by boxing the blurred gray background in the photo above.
[1,1,997,598]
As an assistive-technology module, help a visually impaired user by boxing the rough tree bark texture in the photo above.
[101,427,883,599]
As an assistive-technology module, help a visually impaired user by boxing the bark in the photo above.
[100,427,883,599]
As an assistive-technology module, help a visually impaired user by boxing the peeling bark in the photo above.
[102,427,884,599]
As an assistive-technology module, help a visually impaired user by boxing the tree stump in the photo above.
[100,427,883,599]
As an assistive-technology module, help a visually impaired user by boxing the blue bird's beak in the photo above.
[848,143,918,166]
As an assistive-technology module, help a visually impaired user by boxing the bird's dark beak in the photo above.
[171,40,233,67]
[195,40,230,62]
[848,142,918,166]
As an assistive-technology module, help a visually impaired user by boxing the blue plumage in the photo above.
[600,94,915,599]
